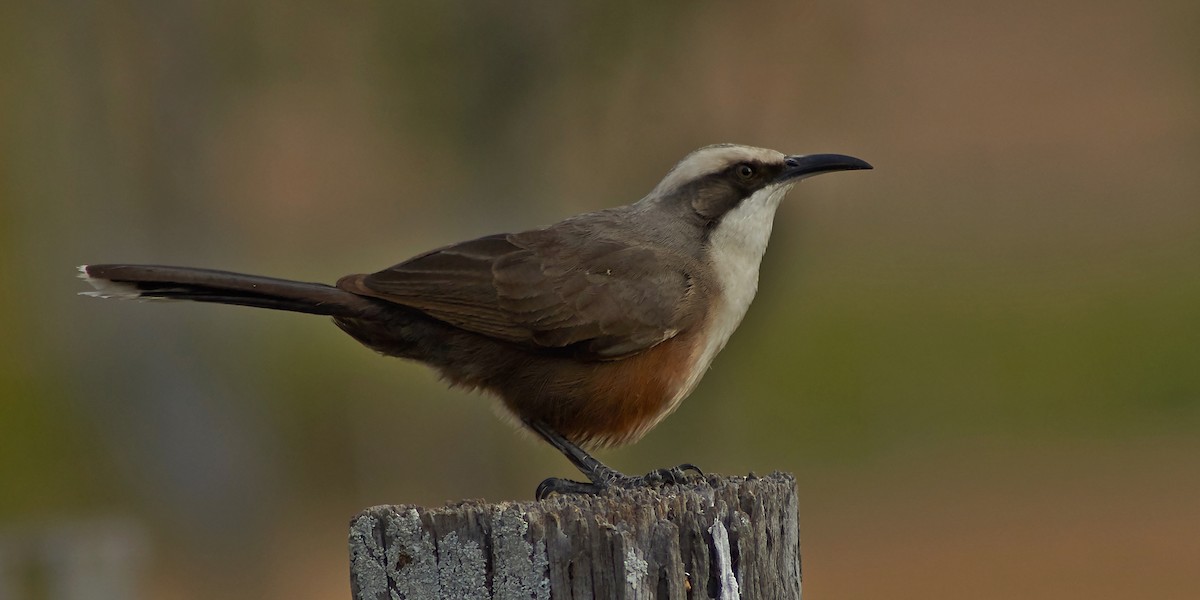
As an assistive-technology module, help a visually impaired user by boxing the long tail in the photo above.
[79,264,383,319]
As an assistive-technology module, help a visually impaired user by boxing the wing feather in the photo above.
[342,225,699,359]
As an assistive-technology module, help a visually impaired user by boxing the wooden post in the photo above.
[348,472,800,599]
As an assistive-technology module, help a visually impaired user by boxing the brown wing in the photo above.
[339,225,700,360]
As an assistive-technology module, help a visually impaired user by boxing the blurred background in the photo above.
[2,1,1198,598]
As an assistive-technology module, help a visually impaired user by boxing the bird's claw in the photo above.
[536,463,705,500]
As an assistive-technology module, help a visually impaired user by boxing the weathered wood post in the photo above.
[348,472,800,599]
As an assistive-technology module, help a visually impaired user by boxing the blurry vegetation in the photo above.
[1,1,1198,599]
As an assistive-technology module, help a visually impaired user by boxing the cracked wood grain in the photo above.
[349,472,800,599]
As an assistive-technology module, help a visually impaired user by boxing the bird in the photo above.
[80,143,871,498]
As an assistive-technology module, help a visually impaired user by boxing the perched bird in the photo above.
[81,144,871,498]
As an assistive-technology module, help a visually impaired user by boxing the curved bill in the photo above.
[778,153,873,182]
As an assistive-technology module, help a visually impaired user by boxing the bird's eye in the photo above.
[736,164,755,180]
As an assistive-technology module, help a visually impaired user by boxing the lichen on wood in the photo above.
[349,472,800,599]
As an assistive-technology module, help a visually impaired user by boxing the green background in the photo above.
[3,1,1198,598]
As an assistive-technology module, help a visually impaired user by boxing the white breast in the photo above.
[674,184,792,405]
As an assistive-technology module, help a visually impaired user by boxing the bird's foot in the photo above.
[536,463,704,500]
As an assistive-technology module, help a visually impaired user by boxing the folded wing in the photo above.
[338,224,700,360]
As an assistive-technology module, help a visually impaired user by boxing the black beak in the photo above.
[779,153,873,182]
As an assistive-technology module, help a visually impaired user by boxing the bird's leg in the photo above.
[525,420,620,498]
[525,420,704,500]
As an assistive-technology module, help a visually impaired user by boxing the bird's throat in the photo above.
[677,185,790,400]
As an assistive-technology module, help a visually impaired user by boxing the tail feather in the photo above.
[79,264,383,318]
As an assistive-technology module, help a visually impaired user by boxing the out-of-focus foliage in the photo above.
[2,1,1198,598]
